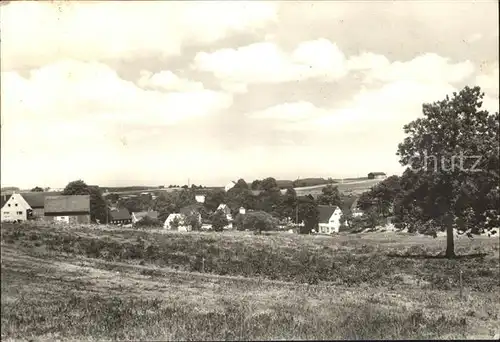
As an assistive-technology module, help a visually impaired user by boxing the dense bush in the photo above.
[133,216,162,229]
[210,209,229,232]
[241,211,278,233]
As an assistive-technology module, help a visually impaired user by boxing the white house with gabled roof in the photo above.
[1,193,32,222]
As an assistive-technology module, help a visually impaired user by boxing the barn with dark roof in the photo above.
[44,195,91,224]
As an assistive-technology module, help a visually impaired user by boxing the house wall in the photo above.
[32,208,46,220]
[224,182,235,192]
[111,219,132,224]
[49,214,91,224]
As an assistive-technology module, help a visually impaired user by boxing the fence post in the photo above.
[202,257,205,273]
[459,269,463,300]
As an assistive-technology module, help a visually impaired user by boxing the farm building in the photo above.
[2,191,62,220]
[109,208,132,224]
[368,172,387,180]
[163,213,191,231]
[317,205,343,234]
[217,203,233,221]
[195,195,206,203]
[44,195,91,224]
[1,193,32,222]
[131,211,158,224]
[350,197,363,217]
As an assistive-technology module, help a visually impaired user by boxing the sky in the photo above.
[1,1,498,189]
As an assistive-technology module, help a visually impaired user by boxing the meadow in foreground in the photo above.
[1,222,499,340]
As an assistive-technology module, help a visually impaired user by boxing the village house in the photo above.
[317,205,343,234]
[368,172,387,180]
[350,197,363,217]
[217,203,233,221]
[1,193,32,222]
[224,181,236,192]
[131,211,158,224]
[109,208,132,225]
[164,213,191,231]
[44,195,91,224]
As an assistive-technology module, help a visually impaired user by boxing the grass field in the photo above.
[2,222,499,340]
[294,178,384,197]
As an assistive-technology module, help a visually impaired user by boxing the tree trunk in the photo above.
[445,214,456,258]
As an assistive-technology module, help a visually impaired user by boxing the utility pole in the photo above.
[296,176,300,227]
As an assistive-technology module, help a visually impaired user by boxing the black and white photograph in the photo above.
[1,0,499,340]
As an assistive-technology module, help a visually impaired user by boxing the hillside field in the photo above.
[1,222,499,340]
[294,178,384,197]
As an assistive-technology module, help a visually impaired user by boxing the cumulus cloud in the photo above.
[348,52,475,84]
[476,66,499,112]
[0,59,233,178]
[138,70,204,92]
[1,60,232,126]
[1,1,278,70]
[476,66,499,96]
[195,38,474,92]
[248,80,457,132]
[247,102,325,121]
[193,38,347,92]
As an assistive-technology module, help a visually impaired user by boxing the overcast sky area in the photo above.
[1,1,498,189]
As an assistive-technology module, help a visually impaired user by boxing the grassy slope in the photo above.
[2,222,499,340]
[294,179,384,197]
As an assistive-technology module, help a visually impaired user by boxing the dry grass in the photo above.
[1,222,499,340]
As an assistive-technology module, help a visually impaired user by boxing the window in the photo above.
[3,212,9,215]
[17,211,22,215]
[8,204,10,207]
[15,204,18,206]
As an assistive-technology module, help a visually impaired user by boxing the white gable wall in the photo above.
[224,182,236,192]
[1,193,32,222]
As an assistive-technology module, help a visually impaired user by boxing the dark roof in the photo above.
[350,197,362,212]
[20,191,62,208]
[110,208,131,221]
[318,205,339,223]
[133,211,158,220]
[338,196,357,214]
[180,204,203,215]
[44,195,90,214]
[368,172,386,176]
[1,194,12,208]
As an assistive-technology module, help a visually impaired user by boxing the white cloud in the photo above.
[1,60,232,126]
[0,59,233,179]
[348,52,475,84]
[1,1,278,70]
[138,70,204,92]
[193,38,347,91]
[474,65,499,112]
[476,66,499,96]
[249,80,456,133]
[247,101,325,121]
[195,38,474,92]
